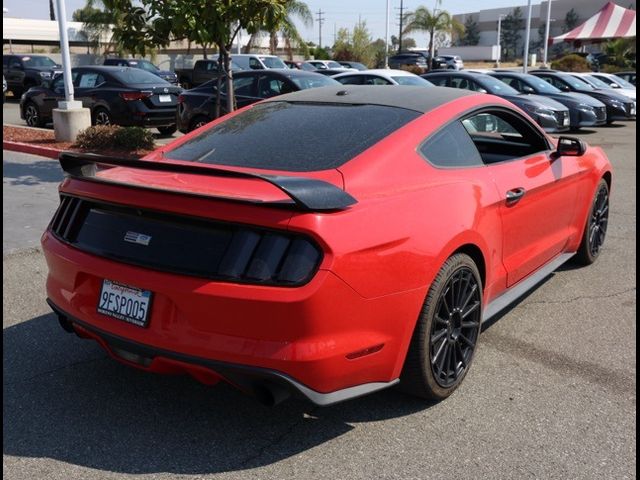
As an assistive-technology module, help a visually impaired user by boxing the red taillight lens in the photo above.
[177,94,185,104]
[119,91,152,101]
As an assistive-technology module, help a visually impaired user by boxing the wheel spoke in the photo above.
[432,338,447,365]
[462,301,480,319]
[437,342,450,374]
[461,320,479,329]
[460,283,478,312]
[431,329,447,345]
[435,315,448,326]
[459,334,475,348]
[456,341,466,368]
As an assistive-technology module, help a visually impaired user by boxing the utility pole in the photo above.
[316,9,325,49]
[496,14,506,67]
[522,0,533,73]
[395,0,406,52]
[384,0,390,68]
[542,0,552,67]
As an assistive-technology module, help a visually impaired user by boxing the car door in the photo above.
[7,57,25,87]
[41,73,68,114]
[230,74,260,108]
[461,109,582,286]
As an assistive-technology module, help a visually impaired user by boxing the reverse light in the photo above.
[120,91,153,101]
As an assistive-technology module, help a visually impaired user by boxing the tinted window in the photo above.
[135,60,159,72]
[111,68,168,85]
[477,75,519,95]
[524,76,561,93]
[420,121,483,168]
[165,102,420,172]
[364,75,392,85]
[77,72,105,88]
[391,76,432,86]
[261,57,287,69]
[232,76,256,96]
[290,75,339,89]
[427,76,448,87]
[336,75,363,85]
[257,75,295,97]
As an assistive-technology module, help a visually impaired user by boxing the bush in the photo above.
[398,65,426,75]
[74,125,155,151]
[550,54,591,72]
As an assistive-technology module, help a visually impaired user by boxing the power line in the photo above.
[316,9,325,48]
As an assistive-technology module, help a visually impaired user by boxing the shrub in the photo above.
[550,54,591,72]
[399,65,426,75]
[74,125,155,151]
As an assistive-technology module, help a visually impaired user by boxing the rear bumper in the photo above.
[47,299,398,406]
[42,231,420,401]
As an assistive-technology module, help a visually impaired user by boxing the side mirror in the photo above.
[477,88,488,94]
[555,136,587,157]
[523,85,535,94]
[561,85,571,92]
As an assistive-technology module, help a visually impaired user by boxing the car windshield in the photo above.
[326,61,343,68]
[134,60,160,72]
[260,57,287,69]
[164,102,420,172]
[111,68,169,85]
[609,75,635,88]
[479,76,519,95]
[300,62,317,71]
[581,75,611,89]
[561,74,594,91]
[22,56,57,68]
[391,76,433,86]
[524,76,562,93]
[290,75,340,89]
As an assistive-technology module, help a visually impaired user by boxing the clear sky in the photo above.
[3,0,535,47]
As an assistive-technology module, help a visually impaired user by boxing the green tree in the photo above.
[72,1,120,54]
[391,35,416,51]
[332,28,353,60]
[459,16,480,46]
[312,46,330,59]
[245,1,312,59]
[563,8,580,32]
[501,7,523,60]
[402,3,464,68]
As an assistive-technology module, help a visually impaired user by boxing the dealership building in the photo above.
[454,0,636,50]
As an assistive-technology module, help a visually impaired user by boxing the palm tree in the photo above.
[245,0,312,60]
[402,3,464,68]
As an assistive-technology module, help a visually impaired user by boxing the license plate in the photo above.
[159,94,172,103]
[97,279,152,327]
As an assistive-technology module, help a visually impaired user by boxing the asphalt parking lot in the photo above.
[2,96,183,146]
[3,122,636,479]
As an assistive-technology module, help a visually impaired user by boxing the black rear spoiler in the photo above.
[58,152,357,212]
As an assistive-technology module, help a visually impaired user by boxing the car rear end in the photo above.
[114,85,181,128]
[42,95,426,405]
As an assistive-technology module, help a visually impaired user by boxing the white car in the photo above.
[331,69,434,86]
[590,72,636,92]
[307,60,351,70]
[569,72,636,102]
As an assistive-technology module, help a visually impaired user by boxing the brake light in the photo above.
[178,94,185,104]
[119,91,152,101]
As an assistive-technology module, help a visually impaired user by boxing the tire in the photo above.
[574,179,609,265]
[92,107,112,126]
[400,253,483,401]
[24,101,45,128]
[189,115,210,132]
[157,125,177,136]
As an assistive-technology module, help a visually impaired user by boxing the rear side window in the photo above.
[427,76,448,87]
[165,102,420,172]
[419,121,483,168]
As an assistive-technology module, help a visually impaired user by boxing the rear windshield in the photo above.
[165,102,420,172]
[111,68,169,85]
[391,75,433,86]
[22,56,57,68]
[261,57,287,69]
[289,75,340,89]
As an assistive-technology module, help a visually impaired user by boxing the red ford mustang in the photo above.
[42,86,612,406]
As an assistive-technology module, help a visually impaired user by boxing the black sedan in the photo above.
[20,66,182,134]
[488,71,607,129]
[529,70,635,123]
[177,69,339,133]
[422,71,571,133]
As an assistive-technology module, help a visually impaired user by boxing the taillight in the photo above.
[178,94,185,104]
[119,91,152,101]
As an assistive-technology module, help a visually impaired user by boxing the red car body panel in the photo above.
[42,89,612,403]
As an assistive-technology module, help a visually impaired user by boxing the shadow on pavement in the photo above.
[2,160,63,185]
[3,312,431,475]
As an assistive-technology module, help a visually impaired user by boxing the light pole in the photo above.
[522,0,533,73]
[542,0,553,67]
[53,0,91,141]
[384,0,390,68]
[496,14,506,67]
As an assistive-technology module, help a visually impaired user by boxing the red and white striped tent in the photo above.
[551,1,636,44]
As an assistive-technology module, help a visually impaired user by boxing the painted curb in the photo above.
[3,140,62,159]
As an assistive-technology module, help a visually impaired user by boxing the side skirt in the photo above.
[482,252,575,323]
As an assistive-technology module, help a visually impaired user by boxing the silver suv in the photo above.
[436,55,464,71]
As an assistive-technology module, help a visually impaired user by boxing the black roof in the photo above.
[422,71,484,79]
[263,85,478,113]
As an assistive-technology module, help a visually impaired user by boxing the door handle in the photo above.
[506,187,526,205]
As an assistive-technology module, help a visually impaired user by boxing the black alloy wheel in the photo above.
[429,266,481,388]
[400,253,482,400]
[24,102,44,127]
[575,179,609,265]
[93,107,112,126]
